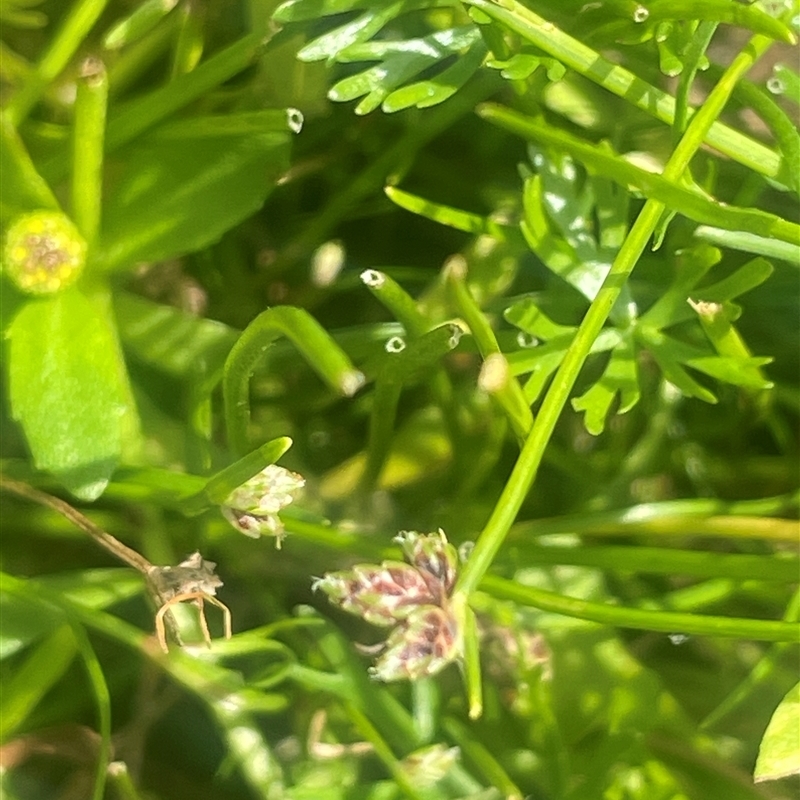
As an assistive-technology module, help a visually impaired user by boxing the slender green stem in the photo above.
[447,257,533,440]
[479,576,800,642]
[0,476,152,573]
[673,21,718,144]
[106,11,180,97]
[517,544,798,582]
[69,620,112,800]
[72,58,108,246]
[361,269,429,337]
[461,0,791,184]
[107,762,146,800]
[443,717,523,800]
[171,0,205,77]
[360,324,460,491]
[694,226,800,264]
[701,587,800,729]
[456,31,778,597]
[222,306,364,455]
[6,0,109,125]
[510,492,800,540]
[102,0,178,51]
[105,33,262,150]
[346,704,424,800]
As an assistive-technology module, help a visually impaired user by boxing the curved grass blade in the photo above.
[223,306,365,454]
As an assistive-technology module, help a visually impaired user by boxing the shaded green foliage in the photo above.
[1,0,799,799]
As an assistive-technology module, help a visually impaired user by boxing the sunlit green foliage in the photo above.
[1,0,798,799]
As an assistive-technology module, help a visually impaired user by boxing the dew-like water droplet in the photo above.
[447,324,463,349]
[633,5,649,22]
[478,353,509,393]
[516,331,539,349]
[766,75,785,95]
[287,108,304,133]
[385,336,406,353]
[458,541,475,562]
[311,240,345,287]
[360,269,385,288]
[341,370,365,396]
[668,633,690,645]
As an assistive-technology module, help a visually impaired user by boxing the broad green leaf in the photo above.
[7,288,139,500]
[754,682,800,783]
[0,568,142,660]
[0,589,64,660]
[95,112,296,270]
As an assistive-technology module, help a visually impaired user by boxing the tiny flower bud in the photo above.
[401,744,460,787]
[3,211,87,294]
[395,529,458,598]
[371,606,459,681]
[221,464,305,546]
[313,562,437,626]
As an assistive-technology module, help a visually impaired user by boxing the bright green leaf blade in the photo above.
[755,682,800,783]
[7,289,138,499]
[0,624,77,742]
[694,226,800,265]
[385,185,519,241]
[643,0,795,44]
[504,298,577,340]
[297,3,403,61]
[96,113,296,270]
[382,39,487,112]
[273,0,367,22]
[200,436,294,506]
[686,356,774,391]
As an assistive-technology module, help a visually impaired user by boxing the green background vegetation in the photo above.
[0,0,798,798]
